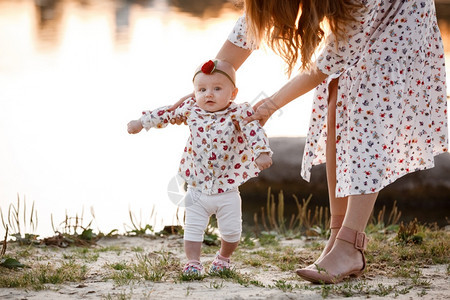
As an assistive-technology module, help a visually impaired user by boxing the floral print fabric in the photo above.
[140,98,272,195]
[228,0,448,197]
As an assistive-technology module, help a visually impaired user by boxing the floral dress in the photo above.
[228,0,448,197]
[140,98,272,195]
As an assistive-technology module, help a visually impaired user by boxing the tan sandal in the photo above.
[296,226,368,284]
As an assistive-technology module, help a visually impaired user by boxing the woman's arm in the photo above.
[244,67,328,126]
[216,40,252,71]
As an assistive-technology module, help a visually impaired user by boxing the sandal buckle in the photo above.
[355,232,367,250]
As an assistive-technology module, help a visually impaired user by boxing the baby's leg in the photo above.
[184,197,209,261]
[184,241,202,261]
[215,189,242,259]
[219,240,239,258]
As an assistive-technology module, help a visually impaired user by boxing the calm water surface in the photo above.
[0,0,449,237]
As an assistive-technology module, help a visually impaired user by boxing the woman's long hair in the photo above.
[245,0,361,76]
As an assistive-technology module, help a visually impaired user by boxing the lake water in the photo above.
[1,0,449,238]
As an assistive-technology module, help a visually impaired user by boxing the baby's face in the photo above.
[193,72,238,112]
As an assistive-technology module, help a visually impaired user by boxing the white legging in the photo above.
[183,187,242,243]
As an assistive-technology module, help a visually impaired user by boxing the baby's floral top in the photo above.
[228,0,448,197]
[140,98,272,195]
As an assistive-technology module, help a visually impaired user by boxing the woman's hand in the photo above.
[244,68,327,127]
[255,152,272,170]
[243,98,280,126]
[167,92,194,125]
[127,120,143,134]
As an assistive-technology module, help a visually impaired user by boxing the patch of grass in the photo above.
[185,285,193,296]
[102,292,132,300]
[253,188,329,237]
[367,221,449,278]
[208,268,251,286]
[409,269,431,288]
[14,246,36,259]
[62,253,74,260]
[271,279,294,292]
[369,200,402,230]
[249,280,265,287]
[124,207,155,236]
[107,251,180,285]
[110,268,137,285]
[209,280,224,289]
[133,253,167,282]
[0,195,39,245]
[177,272,205,282]
[71,247,100,262]
[202,245,220,255]
[109,262,127,271]
[271,247,298,271]
[240,233,256,249]
[252,188,403,240]
[307,280,414,299]
[241,256,262,267]
[95,245,123,255]
[47,207,104,247]
[235,247,300,272]
[396,219,424,245]
[417,289,428,297]
[258,232,279,247]
[0,260,87,290]
[304,240,323,251]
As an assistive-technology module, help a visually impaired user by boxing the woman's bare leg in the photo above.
[326,79,349,217]
[311,78,348,265]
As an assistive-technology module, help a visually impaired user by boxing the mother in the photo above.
[172,0,448,283]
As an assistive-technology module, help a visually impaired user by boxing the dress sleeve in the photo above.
[140,98,195,131]
[316,1,377,75]
[236,103,273,158]
[227,14,258,50]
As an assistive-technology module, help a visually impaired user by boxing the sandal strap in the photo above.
[216,253,230,263]
[185,259,202,266]
[336,226,368,251]
[330,215,345,229]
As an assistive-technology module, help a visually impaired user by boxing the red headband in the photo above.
[192,60,236,87]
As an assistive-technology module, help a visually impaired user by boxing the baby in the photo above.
[127,59,272,275]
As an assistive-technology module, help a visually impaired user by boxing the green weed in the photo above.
[272,279,294,292]
[0,260,87,290]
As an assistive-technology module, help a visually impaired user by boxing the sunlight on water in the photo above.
[0,0,449,237]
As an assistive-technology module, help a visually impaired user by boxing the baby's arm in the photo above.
[127,98,194,134]
[237,103,273,170]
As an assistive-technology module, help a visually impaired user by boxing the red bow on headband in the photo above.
[201,60,216,74]
[193,60,236,87]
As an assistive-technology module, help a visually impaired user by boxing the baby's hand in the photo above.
[127,120,143,134]
[255,152,272,171]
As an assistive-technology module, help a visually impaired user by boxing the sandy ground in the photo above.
[0,235,448,299]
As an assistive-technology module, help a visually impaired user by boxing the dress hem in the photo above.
[301,150,448,198]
